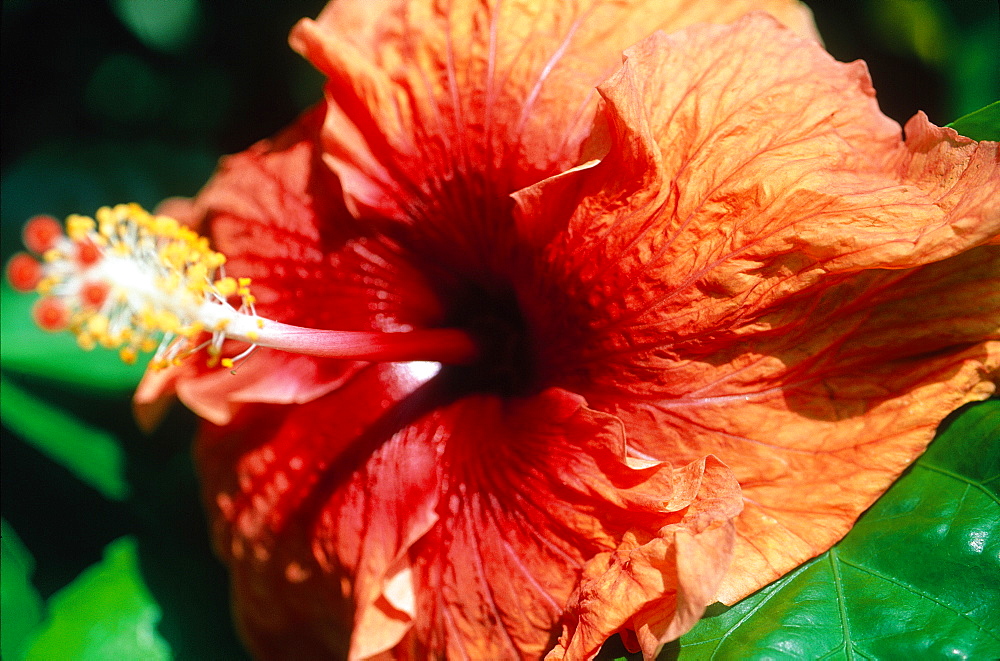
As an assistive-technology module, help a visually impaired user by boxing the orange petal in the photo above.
[548,455,740,659]
[289,0,817,230]
[515,15,998,603]
[602,246,999,603]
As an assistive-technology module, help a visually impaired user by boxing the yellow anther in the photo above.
[159,273,183,295]
[238,277,251,287]
[214,277,237,297]
[37,276,58,294]
[113,242,131,256]
[86,314,110,336]
[43,249,63,263]
[141,338,159,353]
[156,311,181,333]
[66,215,96,240]
[187,262,208,280]
[127,203,151,224]
[119,347,138,364]
[137,307,157,330]
[256,318,264,329]
[213,319,230,332]
[243,294,257,306]
[246,331,259,342]
[221,358,234,369]
[180,322,204,338]
[154,215,179,237]
[77,333,96,351]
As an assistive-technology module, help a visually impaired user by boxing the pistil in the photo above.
[6,204,478,369]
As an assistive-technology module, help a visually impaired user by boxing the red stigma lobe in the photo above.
[23,215,64,254]
[32,297,70,331]
[75,239,103,267]
[80,281,111,309]
[6,253,43,292]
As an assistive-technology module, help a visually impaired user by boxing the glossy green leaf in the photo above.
[0,284,148,393]
[1,518,45,661]
[947,100,1000,141]
[670,400,1000,659]
[0,375,130,501]
[22,537,171,661]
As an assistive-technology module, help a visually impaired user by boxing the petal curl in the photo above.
[516,14,999,602]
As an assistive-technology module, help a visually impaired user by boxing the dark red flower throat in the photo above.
[440,281,538,397]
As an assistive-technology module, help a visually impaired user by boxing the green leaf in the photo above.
[947,100,1000,141]
[1,519,45,661]
[0,284,148,393]
[0,375,130,501]
[22,537,171,661]
[671,400,1000,659]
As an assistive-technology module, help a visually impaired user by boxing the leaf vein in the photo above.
[829,548,857,660]
[836,556,1000,640]
[916,463,1000,506]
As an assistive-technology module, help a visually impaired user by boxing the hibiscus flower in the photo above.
[9,0,998,659]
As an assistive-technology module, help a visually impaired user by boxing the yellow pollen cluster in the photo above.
[29,203,261,370]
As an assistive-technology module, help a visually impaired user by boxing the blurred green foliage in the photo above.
[1,0,997,659]
[22,537,171,660]
[1,519,45,660]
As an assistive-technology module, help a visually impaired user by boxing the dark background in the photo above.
[2,0,997,658]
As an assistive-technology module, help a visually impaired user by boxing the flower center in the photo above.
[6,204,479,370]
[439,283,537,397]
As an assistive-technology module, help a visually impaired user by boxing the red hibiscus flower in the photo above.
[10,0,998,659]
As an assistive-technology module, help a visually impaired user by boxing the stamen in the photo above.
[6,204,479,370]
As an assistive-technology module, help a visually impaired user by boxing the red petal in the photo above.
[195,362,433,658]
[198,383,741,658]
[288,0,817,257]
[135,105,445,426]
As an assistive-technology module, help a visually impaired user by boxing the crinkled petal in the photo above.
[516,14,999,602]
[199,381,741,659]
[547,459,738,659]
[604,247,999,602]
[288,0,816,261]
